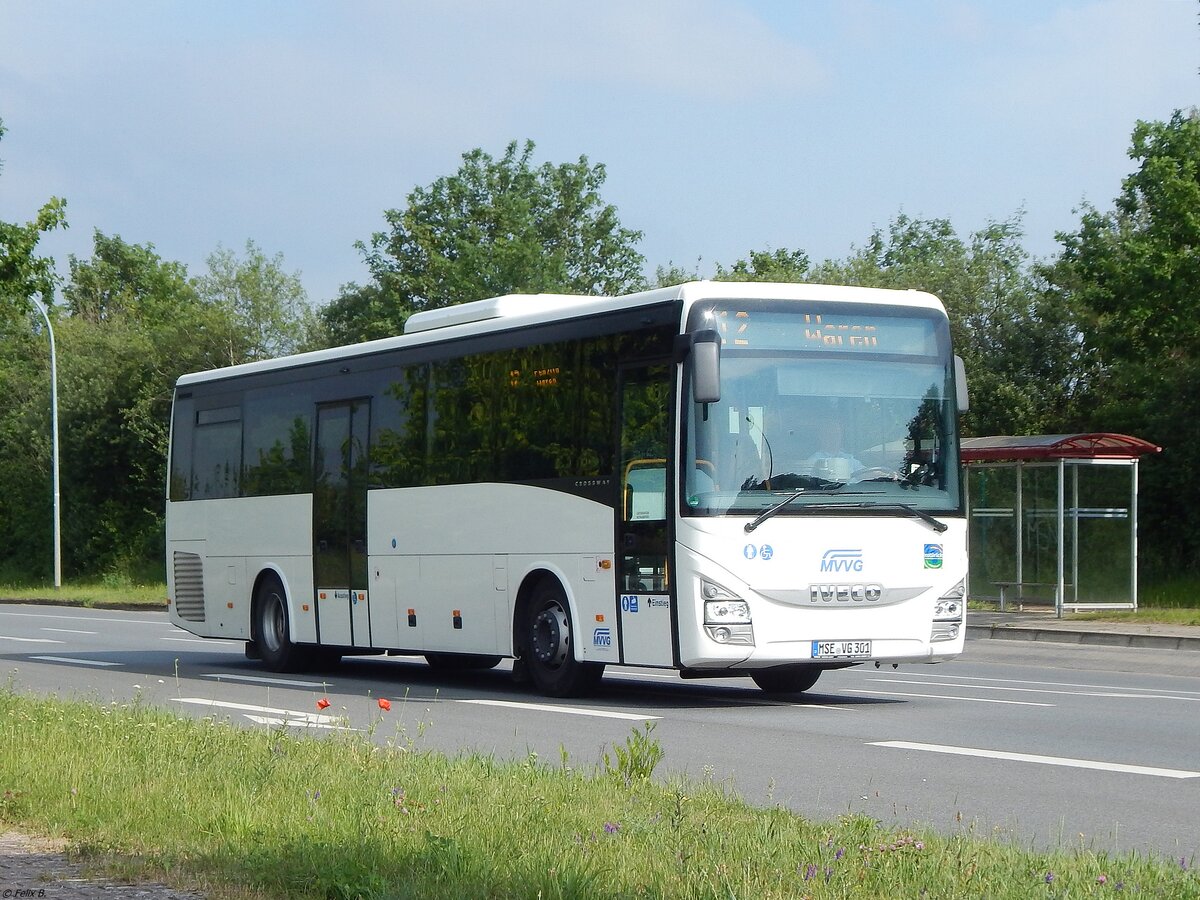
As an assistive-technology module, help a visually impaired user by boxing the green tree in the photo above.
[0,118,67,326]
[321,140,645,342]
[1044,110,1200,574]
[195,239,318,364]
[715,247,811,283]
[0,326,56,580]
[0,117,68,580]
[317,280,393,347]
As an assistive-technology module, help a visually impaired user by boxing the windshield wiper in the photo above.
[743,487,881,533]
[788,501,948,533]
[745,499,949,534]
[744,489,808,533]
[886,502,949,532]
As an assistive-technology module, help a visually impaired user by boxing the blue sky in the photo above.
[1,1,1195,306]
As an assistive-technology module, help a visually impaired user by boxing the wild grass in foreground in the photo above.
[1,690,1197,899]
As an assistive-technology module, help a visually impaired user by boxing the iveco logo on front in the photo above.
[809,583,883,603]
[820,548,864,573]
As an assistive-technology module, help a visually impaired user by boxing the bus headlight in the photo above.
[702,582,751,624]
[702,581,754,645]
[934,580,966,621]
[932,579,965,642]
[705,600,751,624]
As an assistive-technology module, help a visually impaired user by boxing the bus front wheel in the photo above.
[521,578,603,698]
[751,665,823,695]
[254,575,306,672]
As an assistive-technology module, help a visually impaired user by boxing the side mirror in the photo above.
[954,355,969,413]
[690,330,721,404]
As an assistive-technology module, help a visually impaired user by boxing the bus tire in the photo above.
[425,653,502,671]
[254,574,306,673]
[522,577,604,698]
[751,665,822,695]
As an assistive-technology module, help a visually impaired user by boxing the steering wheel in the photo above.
[849,466,905,483]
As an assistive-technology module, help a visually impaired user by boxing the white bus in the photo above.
[166,281,968,697]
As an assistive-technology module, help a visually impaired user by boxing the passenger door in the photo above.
[617,363,675,666]
[313,400,371,648]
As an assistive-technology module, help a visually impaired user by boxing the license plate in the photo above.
[811,640,872,659]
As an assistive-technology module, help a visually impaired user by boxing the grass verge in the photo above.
[0,581,166,607]
[1069,608,1200,626]
[1,689,1196,899]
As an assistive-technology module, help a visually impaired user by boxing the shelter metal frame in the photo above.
[960,434,1161,617]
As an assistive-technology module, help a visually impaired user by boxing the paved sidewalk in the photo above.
[967,609,1200,652]
[0,832,203,899]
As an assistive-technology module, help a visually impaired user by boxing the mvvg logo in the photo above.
[820,548,864,573]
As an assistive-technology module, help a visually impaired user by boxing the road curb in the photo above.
[966,623,1200,652]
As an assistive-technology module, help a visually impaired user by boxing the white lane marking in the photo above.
[877,670,1200,698]
[200,673,331,689]
[29,655,123,667]
[162,637,241,646]
[41,628,98,635]
[175,698,350,729]
[844,688,1053,707]
[0,635,63,644]
[0,612,166,626]
[620,673,678,680]
[456,699,660,721]
[242,714,344,730]
[867,677,1200,702]
[603,677,850,710]
[871,740,1200,779]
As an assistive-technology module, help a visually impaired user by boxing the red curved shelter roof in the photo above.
[960,433,1162,463]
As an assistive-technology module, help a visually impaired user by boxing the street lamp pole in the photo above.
[31,297,62,589]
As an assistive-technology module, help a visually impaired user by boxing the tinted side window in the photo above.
[243,386,313,496]
[192,406,242,499]
[371,364,428,488]
[169,395,194,501]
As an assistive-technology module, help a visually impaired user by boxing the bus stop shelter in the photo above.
[960,433,1161,616]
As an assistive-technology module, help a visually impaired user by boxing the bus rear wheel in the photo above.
[522,578,603,698]
[751,665,823,695]
[254,574,307,672]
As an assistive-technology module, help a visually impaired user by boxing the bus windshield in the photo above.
[682,301,962,517]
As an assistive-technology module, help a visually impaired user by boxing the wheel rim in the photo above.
[261,593,285,654]
[530,601,569,670]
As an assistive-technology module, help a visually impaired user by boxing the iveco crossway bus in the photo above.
[166,281,968,697]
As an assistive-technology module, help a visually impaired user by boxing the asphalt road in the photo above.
[3,603,1198,862]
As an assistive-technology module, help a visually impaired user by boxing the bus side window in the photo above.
[169,395,194,501]
[192,405,242,500]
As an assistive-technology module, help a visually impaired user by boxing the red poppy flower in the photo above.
[317,697,331,710]
[377,698,392,711]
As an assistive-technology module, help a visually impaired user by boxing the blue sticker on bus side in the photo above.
[593,627,612,647]
[743,544,758,559]
[621,595,640,613]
